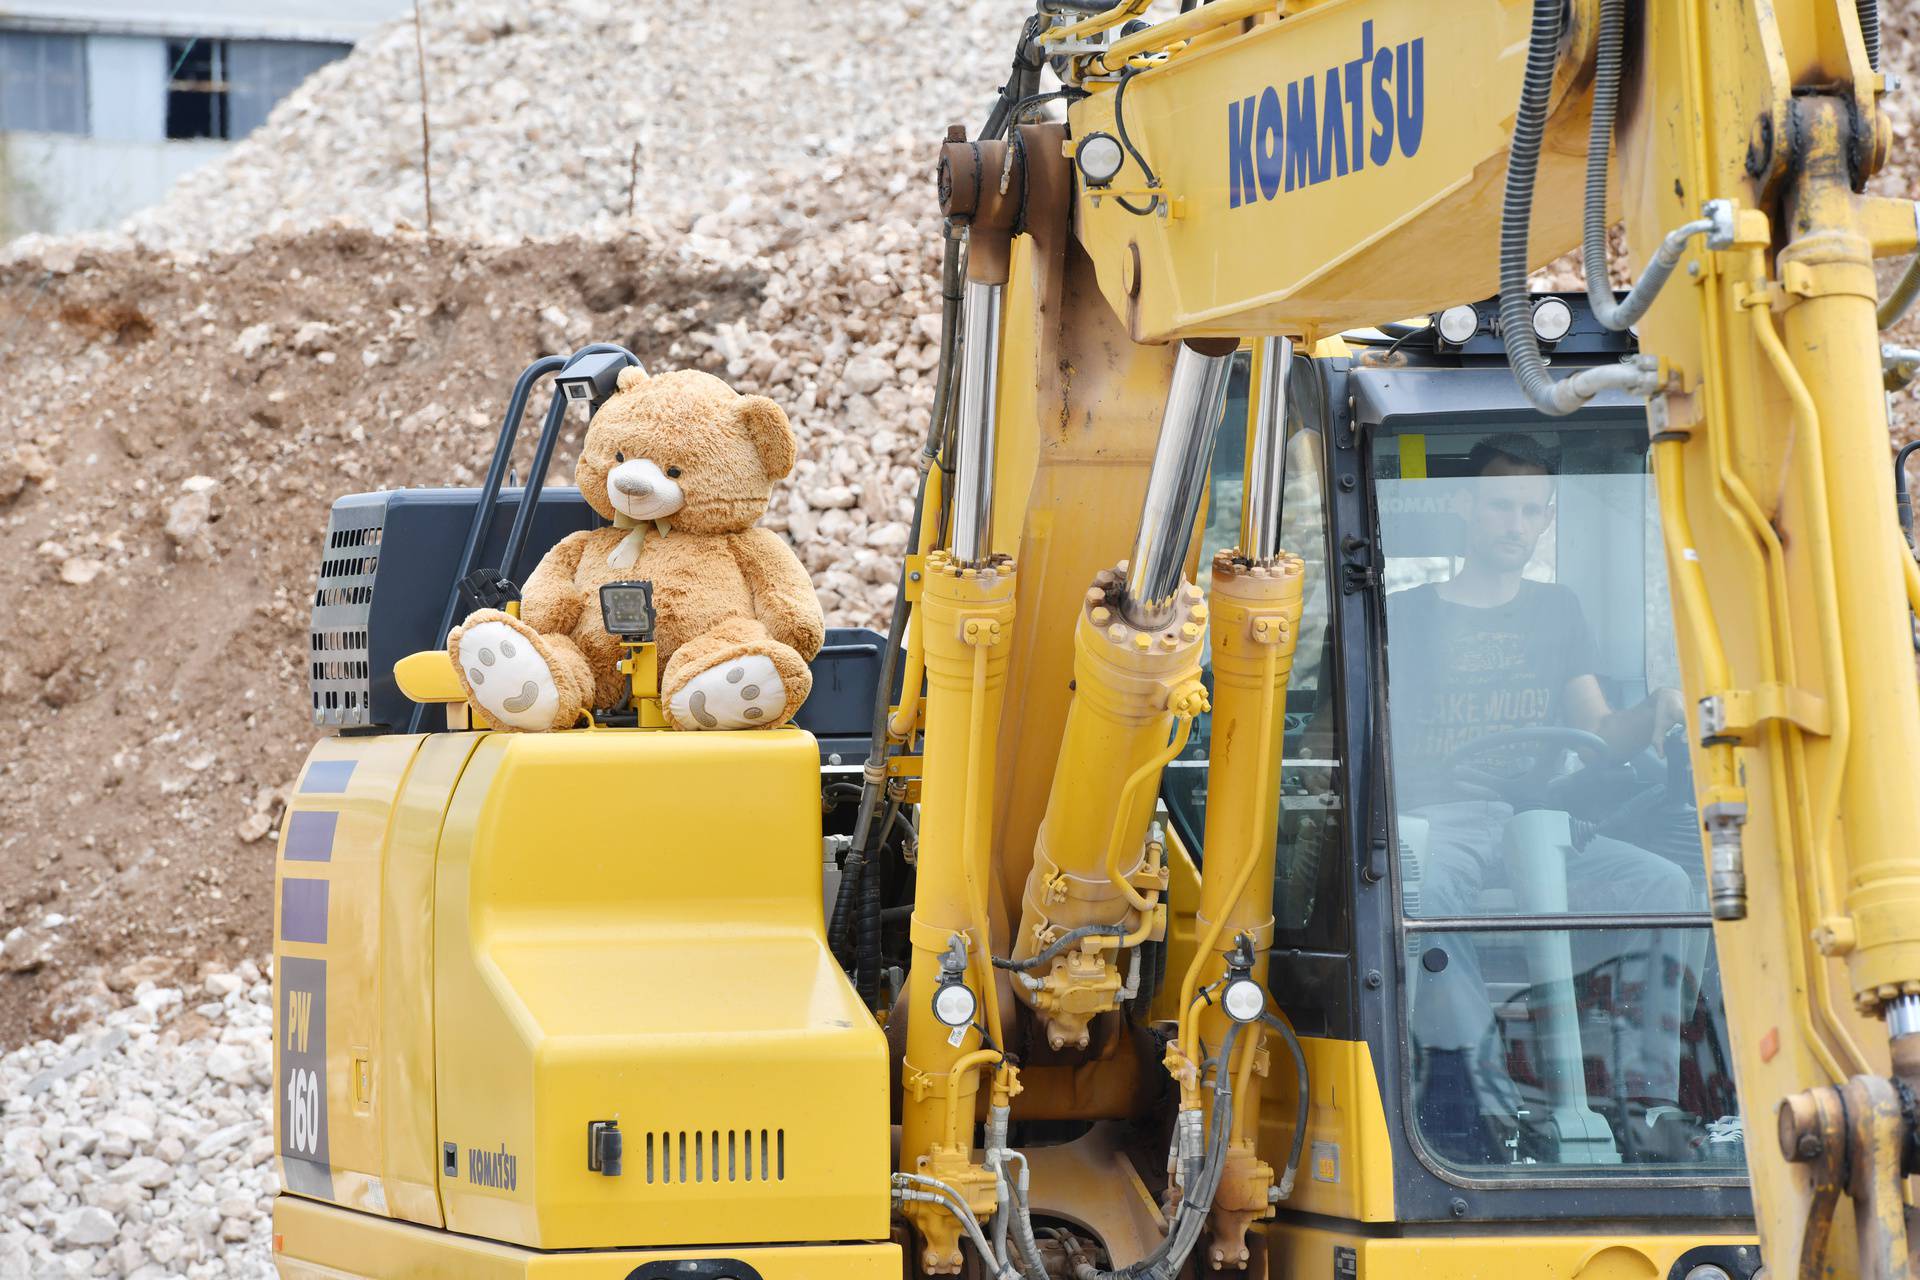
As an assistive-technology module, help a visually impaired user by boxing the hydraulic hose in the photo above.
[829,850,864,969]
[1058,1022,1244,1280]
[896,1174,1013,1280]
[1859,0,1882,69]
[1884,263,1920,331]
[993,923,1127,972]
[1581,0,1723,334]
[961,642,1009,1055]
[837,229,968,983]
[980,15,1048,142]
[1260,1011,1310,1200]
[1897,440,1920,543]
[849,231,963,866]
[1175,646,1278,1069]
[1105,716,1196,913]
[1496,0,1567,412]
[1499,0,1661,415]
[857,838,884,1004]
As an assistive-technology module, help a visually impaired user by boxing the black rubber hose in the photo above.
[1882,256,1920,331]
[846,232,961,865]
[1581,0,1627,325]
[1260,1011,1311,1200]
[1497,0,1568,413]
[1897,440,1920,543]
[1859,0,1881,69]
[857,843,884,1005]
[980,15,1047,142]
[829,850,865,969]
[1112,68,1161,217]
[993,924,1126,972]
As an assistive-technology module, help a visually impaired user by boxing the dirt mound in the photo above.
[0,227,771,1043]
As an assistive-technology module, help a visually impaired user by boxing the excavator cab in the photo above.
[1162,296,1756,1274]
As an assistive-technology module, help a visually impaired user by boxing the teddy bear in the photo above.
[446,367,824,732]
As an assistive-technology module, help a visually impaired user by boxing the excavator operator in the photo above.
[1386,432,1697,1167]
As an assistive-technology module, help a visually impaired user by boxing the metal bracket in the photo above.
[1699,684,1831,743]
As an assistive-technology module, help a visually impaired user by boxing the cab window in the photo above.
[1376,425,1745,1176]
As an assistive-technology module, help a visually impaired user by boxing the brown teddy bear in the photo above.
[447,368,823,732]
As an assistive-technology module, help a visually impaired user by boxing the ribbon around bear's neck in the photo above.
[607,513,674,569]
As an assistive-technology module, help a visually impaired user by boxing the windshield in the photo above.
[1378,425,1744,1176]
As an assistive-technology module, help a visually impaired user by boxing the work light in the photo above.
[556,350,642,411]
[1077,132,1125,188]
[1436,304,1480,345]
[1531,296,1574,343]
[932,975,978,1029]
[1221,975,1265,1024]
[599,580,657,642]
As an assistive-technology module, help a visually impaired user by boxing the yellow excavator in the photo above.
[273,1,1920,1276]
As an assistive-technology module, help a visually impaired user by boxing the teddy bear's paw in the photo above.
[455,620,561,730]
[668,654,786,730]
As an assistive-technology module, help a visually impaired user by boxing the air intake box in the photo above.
[309,488,601,731]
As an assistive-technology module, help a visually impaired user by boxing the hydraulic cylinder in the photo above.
[1010,564,1207,1050]
[1187,550,1303,1266]
[897,550,1016,1275]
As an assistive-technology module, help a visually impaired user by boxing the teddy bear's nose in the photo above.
[613,472,654,498]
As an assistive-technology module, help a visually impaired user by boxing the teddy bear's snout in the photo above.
[606,457,685,521]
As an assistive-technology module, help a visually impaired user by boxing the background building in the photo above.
[1,0,405,238]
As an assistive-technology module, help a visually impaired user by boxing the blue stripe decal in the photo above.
[283,811,338,862]
[280,879,329,945]
[301,760,356,794]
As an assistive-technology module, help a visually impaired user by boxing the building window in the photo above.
[166,39,229,139]
[227,41,351,136]
[0,31,89,135]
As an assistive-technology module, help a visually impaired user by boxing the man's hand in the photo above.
[1567,676,1689,757]
[1644,687,1687,757]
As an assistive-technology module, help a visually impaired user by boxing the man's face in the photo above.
[1459,459,1553,572]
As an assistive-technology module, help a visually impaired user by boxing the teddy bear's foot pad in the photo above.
[456,620,561,730]
[669,654,786,730]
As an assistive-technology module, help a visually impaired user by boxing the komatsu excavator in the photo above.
[275,1,1920,1277]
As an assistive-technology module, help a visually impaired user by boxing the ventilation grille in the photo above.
[644,1128,785,1186]
[309,504,384,727]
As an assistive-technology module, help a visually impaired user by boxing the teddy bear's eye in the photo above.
[614,450,624,463]
[666,466,682,479]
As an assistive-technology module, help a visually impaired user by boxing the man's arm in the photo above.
[1564,675,1686,756]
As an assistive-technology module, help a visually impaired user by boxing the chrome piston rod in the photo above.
[1241,337,1292,564]
[1122,342,1237,629]
[950,279,1005,567]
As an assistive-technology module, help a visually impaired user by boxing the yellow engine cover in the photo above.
[272,727,890,1257]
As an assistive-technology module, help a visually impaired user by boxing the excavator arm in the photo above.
[897,1,1920,1275]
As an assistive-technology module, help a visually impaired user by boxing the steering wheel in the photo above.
[1441,726,1616,804]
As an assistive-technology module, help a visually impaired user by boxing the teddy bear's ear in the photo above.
[616,365,649,392]
[736,394,796,480]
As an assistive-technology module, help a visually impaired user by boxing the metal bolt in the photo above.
[1339,474,1357,491]
[1364,969,1383,990]
[1450,1198,1468,1218]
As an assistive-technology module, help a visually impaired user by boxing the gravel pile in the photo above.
[0,2,1916,1275]
[0,0,1014,257]
[0,963,274,1280]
